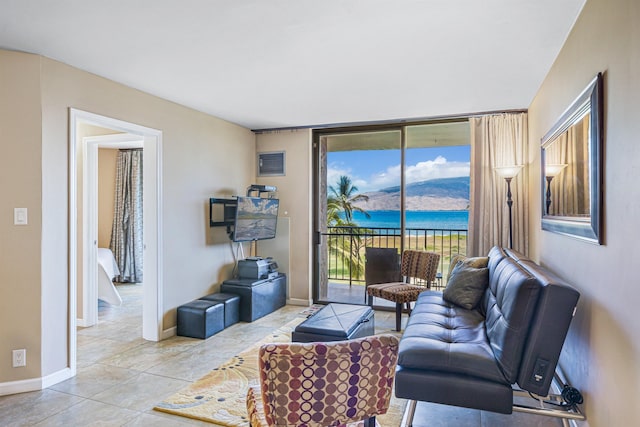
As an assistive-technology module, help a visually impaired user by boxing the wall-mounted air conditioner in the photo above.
[257,151,285,177]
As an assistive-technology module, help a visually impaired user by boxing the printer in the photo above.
[238,256,279,280]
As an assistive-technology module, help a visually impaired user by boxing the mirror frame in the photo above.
[541,72,603,244]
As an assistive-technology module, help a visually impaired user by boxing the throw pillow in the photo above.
[447,254,490,282]
[443,262,490,310]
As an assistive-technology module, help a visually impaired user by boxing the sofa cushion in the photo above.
[398,292,509,385]
[443,263,489,309]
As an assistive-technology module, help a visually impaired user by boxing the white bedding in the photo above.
[98,248,122,306]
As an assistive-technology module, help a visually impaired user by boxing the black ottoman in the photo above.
[200,293,240,327]
[177,300,224,339]
[220,273,286,322]
[292,303,375,343]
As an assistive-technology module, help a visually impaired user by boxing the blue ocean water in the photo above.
[350,210,469,230]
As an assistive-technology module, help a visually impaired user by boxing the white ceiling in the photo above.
[0,0,585,131]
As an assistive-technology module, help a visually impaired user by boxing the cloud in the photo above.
[327,156,469,193]
[326,163,368,194]
[368,156,469,191]
[405,156,470,183]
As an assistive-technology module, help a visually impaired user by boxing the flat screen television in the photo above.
[232,196,279,242]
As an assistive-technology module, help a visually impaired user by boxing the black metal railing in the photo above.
[324,226,468,288]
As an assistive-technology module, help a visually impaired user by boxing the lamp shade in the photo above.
[494,165,523,179]
[545,163,567,177]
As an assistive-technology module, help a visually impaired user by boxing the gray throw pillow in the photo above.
[447,254,490,281]
[443,262,489,310]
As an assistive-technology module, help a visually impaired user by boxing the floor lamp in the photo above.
[544,164,567,215]
[495,165,523,249]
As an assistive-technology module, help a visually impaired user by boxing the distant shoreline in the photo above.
[346,209,469,231]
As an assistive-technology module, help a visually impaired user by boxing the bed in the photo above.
[98,248,123,306]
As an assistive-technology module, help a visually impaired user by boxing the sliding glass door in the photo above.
[313,121,470,306]
[404,123,471,276]
[314,129,402,305]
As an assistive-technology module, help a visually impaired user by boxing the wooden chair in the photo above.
[246,334,399,427]
[366,250,440,331]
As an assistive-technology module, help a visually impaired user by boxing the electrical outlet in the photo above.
[12,349,26,367]
[530,357,549,383]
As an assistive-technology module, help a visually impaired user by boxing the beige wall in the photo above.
[528,0,640,425]
[98,148,118,248]
[256,130,313,304]
[0,51,43,381]
[1,49,256,384]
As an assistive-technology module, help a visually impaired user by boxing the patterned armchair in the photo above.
[366,250,440,331]
[246,334,399,427]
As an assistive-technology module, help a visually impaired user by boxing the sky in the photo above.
[327,145,470,193]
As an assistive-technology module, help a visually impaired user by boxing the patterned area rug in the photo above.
[154,316,406,426]
[154,318,302,426]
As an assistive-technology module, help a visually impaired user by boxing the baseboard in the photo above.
[42,367,73,389]
[0,377,42,396]
[0,367,72,396]
[287,298,312,306]
[76,317,90,327]
[161,326,176,340]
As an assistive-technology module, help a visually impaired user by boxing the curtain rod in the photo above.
[251,108,528,134]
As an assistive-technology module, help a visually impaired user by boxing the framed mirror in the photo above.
[541,72,603,244]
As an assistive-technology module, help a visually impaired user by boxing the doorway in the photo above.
[81,133,144,327]
[69,109,163,377]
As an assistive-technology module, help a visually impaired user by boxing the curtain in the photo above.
[468,113,528,256]
[545,114,590,216]
[110,149,143,283]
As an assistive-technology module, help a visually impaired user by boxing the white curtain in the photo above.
[545,114,590,216]
[110,149,143,283]
[468,113,528,256]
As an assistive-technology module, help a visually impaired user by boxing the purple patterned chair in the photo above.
[246,334,399,427]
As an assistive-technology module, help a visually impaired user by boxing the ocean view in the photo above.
[349,210,469,230]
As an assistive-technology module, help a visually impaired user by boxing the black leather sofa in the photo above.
[395,246,580,416]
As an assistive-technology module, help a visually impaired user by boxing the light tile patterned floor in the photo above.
[0,284,563,426]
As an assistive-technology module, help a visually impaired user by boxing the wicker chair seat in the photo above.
[366,282,425,304]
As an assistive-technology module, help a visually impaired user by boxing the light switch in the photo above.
[14,208,28,225]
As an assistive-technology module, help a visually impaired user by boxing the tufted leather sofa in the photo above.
[395,246,580,415]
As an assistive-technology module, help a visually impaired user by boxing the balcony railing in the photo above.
[324,226,468,288]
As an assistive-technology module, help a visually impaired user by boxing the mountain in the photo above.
[353,176,470,211]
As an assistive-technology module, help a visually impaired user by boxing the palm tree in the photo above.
[327,175,371,281]
[327,175,370,224]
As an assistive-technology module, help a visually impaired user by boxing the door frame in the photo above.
[80,133,144,327]
[69,108,163,376]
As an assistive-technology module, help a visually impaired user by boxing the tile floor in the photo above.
[0,284,564,426]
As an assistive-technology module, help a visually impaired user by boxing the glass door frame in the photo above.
[312,125,404,305]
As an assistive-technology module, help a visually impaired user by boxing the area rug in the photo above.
[154,318,302,426]
[154,316,406,426]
